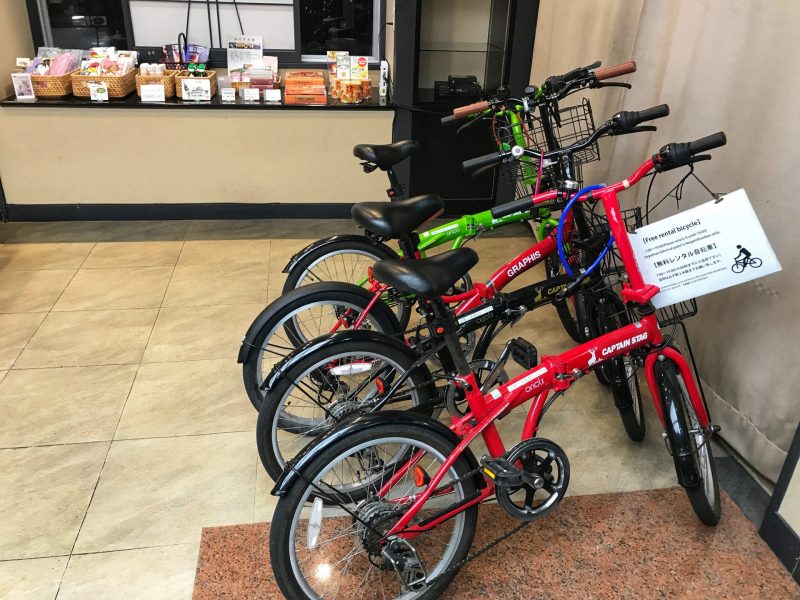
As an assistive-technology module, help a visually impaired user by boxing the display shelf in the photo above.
[0,88,392,110]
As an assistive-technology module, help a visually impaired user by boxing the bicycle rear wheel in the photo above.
[282,238,412,328]
[257,337,437,481]
[242,283,401,411]
[656,359,720,525]
[269,421,479,599]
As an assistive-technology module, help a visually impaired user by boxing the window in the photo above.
[26,0,383,66]
[299,0,381,62]
[34,0,129,49]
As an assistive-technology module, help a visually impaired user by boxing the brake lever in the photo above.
[456,115,486,135]
[471,163,498,178]
[610,125,657,136]
[654,154,712,173]
[591,81,632,89]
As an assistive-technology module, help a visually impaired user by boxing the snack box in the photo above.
[285,94,328,105]
[284,83,327,96]
[284,70,325,87]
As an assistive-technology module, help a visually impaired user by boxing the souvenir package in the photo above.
[284,70,327,105]
[79,48,138,76]
[24,49,81,76]
[350,56,369,80]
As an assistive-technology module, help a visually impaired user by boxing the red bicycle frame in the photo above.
[381,157,710,540]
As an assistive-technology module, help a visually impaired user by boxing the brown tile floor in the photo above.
[193,490,800,600]
[0,219,735,599]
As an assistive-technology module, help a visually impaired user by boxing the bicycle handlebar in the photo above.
[595,61,637,81]
[489,130,726,219]
[440,114,459,125]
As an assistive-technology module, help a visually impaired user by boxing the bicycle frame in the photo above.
[381,158,710,541]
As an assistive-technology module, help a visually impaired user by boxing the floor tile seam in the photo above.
[111,429,254,443]
[68,541,198,559]
[8,361,140,372]
[5,255,89,371]
[0,554,70,563]
[65,276,151,560]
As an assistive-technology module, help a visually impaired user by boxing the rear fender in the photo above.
[271,411,481,495]
[236,283,401,363]
[282,234,397,274]
[261,329,427,392]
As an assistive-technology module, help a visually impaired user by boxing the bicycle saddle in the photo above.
[353,140,421,170]
[372,248,479,298]
[351,194,443,239]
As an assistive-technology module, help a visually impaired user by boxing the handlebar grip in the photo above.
[689,132,727,155]
[453,100,490,119]
[463,152,502,174]
[491,197,534,219]
[614,104,670,132]
[635,103,670,122]
[594,61,637,81]
[441,114,459,125]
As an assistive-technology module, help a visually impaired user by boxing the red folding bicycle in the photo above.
[267,132,727,599]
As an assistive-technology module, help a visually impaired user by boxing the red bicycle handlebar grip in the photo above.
[453,100,490,119]
[595,61,637,81]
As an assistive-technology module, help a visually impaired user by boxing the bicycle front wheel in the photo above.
[269,421,479,600]
[657,359,720,525]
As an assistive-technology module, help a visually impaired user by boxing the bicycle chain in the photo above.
[392,465,532,590]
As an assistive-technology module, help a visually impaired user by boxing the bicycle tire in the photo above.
[731,262,745,274]
[595,295,645,441]
[269,421,479,599]
[242,282,402,411]
[657,359,720,525]
[257,338,437,481]
[545,254,581,343]
[281,238,412,329]
[749,257,763,268]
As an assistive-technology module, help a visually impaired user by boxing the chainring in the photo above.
[495,438,570,522]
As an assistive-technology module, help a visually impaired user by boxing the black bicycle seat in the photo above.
[372,248,479,298]
[351,194,443,239]
[353,140,421,170]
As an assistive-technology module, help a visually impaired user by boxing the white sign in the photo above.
[242,87,260,102]
[181,78,211,101]
[11,73,35,100]
[140,83,165,102]
[88,82,108,101]
[263,88,281,103]
[220,87,236,102]
[227,36,263,73]
[629,189,781,308]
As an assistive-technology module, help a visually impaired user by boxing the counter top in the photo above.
[1,89,393,110]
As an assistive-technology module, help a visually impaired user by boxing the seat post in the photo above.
[386,167,404,200]
[429,299,471,376]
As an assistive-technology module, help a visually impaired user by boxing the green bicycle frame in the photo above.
[354,93,559,287]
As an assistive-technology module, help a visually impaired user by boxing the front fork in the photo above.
[644,346,711,430]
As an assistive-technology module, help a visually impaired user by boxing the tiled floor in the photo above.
[0,219,737,599]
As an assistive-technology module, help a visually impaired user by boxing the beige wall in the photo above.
[0,107,393,204]
[0,0,34,98]
[532,0,799,482]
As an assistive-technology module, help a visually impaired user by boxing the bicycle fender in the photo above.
[281,234,398,274]
[261,329,424,393]
[271,411,482,496]
[236,283,401,363]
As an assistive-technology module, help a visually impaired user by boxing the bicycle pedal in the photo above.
[480,457,524,487]
[509,337,538,370]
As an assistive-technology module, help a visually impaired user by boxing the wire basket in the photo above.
[590,203,700,328]
[495,97,600,199]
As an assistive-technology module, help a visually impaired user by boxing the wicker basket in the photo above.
[135,69,177,98]
[71,70,136,98]
[175,70,217,99]
[28,69,79,97]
